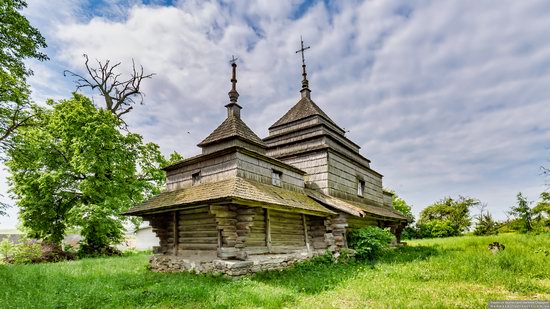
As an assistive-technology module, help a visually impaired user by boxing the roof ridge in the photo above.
[198,115,266,148]
[269,96,341,130]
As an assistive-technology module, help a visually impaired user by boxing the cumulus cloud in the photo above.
[2,0,550,228]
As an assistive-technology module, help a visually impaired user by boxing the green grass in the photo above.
[1,233,549,308]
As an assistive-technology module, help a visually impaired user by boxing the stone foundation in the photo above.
[150,250,327,276]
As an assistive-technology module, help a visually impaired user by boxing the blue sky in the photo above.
[1,0,550,229]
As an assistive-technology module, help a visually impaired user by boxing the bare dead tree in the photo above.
[64,54,154,120]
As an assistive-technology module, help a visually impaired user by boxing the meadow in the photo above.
[1,233,549,308]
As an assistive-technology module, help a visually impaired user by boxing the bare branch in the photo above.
[64,54,154,121]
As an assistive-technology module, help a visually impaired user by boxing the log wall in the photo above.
[177,206,218,252]
[308,215,328,250]
[269,210,307,253]
[244,208,267,254]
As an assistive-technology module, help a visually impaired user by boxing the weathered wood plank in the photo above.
[179,231,218,238]
[179,207,210,215]
[266,208,272,252]
[179,237,218,244]
[179,224,218,231]
[178,244,217,250]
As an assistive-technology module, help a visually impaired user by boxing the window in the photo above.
[272,170,282,187]
[357,179,365,197]
[192,171,201,186]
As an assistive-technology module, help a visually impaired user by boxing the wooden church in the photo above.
[123,43,408,275]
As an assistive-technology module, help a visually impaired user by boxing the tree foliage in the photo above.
[473,211,499,236]
[7,94,174,250]
[391,192,414,220]
[508,192,533,233]
[0,0,48,146]
[533,192,550,230]
[347,226,395,260]
[417,196,479,238]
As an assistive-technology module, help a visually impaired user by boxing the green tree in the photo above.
[473,211,499,236]
[532,192,550,231]
[508,192,533,233]
[391,193,414,220]
[417,196,479,238]
[0,0,48,145]
[1,0,47,216]
[7,94,174,251]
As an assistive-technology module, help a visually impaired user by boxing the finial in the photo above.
[228,55,239,103]
[295,36,311,98]
[226,55,242,118]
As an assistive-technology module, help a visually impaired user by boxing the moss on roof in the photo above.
[123,177,335,216]
[306,189,408,221]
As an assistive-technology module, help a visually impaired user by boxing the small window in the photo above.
[272,170,282,187]
[357,180,365,197]
[192,171,201,185]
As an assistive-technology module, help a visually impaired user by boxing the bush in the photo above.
[417,220,457,238]
[0,239,15,263]
[347,226,395,260]
[0,239,75,264]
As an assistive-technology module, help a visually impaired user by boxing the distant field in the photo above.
[1,233,549,308]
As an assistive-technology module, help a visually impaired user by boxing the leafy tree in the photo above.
[7,94,175,251]
[473,211,499,236]
[389,191,414,220]
[533,192,550,231]
[508,192,533,233]
[1,0,48,216]
[417,196,479,238]
[0,0,48,146]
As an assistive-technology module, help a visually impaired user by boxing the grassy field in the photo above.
[1,233,549,308]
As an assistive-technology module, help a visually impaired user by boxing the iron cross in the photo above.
[229,55,238,65]
[295,36,310,66]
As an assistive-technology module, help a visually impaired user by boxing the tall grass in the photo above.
[0,233,548,308]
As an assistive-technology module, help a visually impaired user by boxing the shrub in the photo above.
[11,242,42,264]
[0,239,15,263]
[417,220,457,238]
[347,226,395,260]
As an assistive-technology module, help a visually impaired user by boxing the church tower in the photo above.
[264,38,386,209]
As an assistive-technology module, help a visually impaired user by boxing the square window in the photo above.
[272,170,282,187]
[357,180,365,197]
[192,171,201,185]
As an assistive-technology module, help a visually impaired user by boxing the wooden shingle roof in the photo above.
[123,177,335,216]
[306,189,409,221]
[198,115,266,148]
[269,97,341,130]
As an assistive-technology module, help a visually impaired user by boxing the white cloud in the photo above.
[2,0,549,228]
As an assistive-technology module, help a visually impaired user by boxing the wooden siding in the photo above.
[236,152,304,191]
[201,138,266,155]
[327,152,384,207]
[166,153,238,191]
[383,193,393,208]
[266,136,326,158]
[279,151,329,194]
[346,215,380,230]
